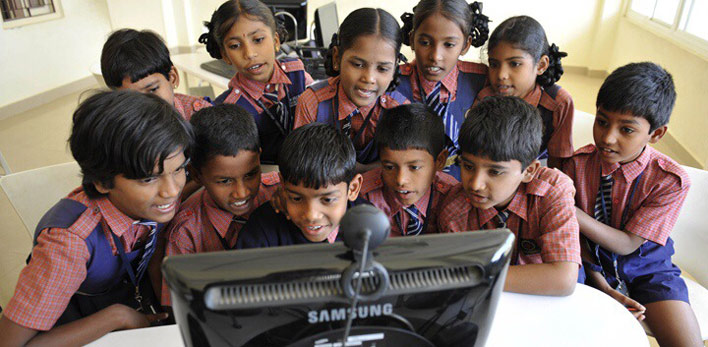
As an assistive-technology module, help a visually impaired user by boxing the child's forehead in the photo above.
[343,35,397,62]
[202,151,260,172]
[459,152,522,169]
[284,180,348,195]
[120,72,167,89]
[379,147,434,161]
[226,15,273,38]
[596,108,651,127]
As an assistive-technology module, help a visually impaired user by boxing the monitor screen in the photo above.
[163,229,513,346]
[263,0,308,41]
[314,2,338,48]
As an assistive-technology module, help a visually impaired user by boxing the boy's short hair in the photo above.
[189,104,260,171]
[101,28,173,89]
[374,103,445,158]
[459,96,542,169]
[70,90,193,198]
[596,62,676,132]
[278,123,356,189]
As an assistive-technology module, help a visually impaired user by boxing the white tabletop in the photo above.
[86,284,647,347]
[171,52,230,91]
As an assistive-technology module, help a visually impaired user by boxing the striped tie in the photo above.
[134,221,158,281]
[341,109,359,137]
[398,205,423,236]
[496,210,510,229]
[426,82,458,156]
[261,85,289,132]
[594,175,613,225]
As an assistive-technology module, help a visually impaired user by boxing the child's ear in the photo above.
[435,149,449,171]
[168,66,180,89]
[332,46,340,72]
[93,180,111,194]
[274,32,281,53]
[648,125,668,144]
[536,55,550,76]
[460,36,472,56]
[521,160,541,183]
[347,174,363,201]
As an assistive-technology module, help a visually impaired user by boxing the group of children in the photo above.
[0,0,702,346]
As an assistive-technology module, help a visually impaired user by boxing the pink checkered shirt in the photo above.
[221,59,314,114]
[399,60,487,103]
[293,76,409,149]
[476,83,575,159]
[161,171,279,305]
[360,167,459,236]
[174,93,212,121]
[4,187,155,330]
[437,167,581,265]
[562,144,690,245]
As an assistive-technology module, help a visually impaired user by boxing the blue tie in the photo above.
[397,205,423,236]
[426,82,458,156]
[594,175,613,225]
[496,210,510,229]
[261,85,289,132]
[133,221,158,282]
[341,109,359,137]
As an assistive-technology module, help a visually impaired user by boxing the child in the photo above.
[159,104,279,306]
[476,16,574,169]
[201,0,314,164]
[562,62,702,346]
[101,29,212,120]
[293,8,409,172]
[397,0,491,179]
[438,96,580,296]
[237,123,367,248]
[0,91,192,345]
[360,103,458,236]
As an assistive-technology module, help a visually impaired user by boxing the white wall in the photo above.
[0,0,112,108]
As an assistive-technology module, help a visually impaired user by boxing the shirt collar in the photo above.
[203,191,235,238]
[96,196,142,238]
[521,84,543,107]
[231,62,292,101]
[336,78,376,121]
[600,145,652,182]
[413,61,459,102]
[473,176,552,226]
[382,184,432,218]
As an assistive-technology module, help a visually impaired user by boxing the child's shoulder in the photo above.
[645,147,690,189]
[261,171,280,186]
[532,167,575,195]
[456,60,488,75]
[538,84,573,111]
[304,77,338,101]
[278,57,307,72]
[433,171,460,195]
[440,182,468,206]
[360,167,384,195]
[175,93,212,108]
[381,90,410,108]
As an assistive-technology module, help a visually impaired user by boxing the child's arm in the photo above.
[584,268,646,321]
[575,207,645,255]
[0,304,166,347]
[292,89,317,130]
[504,261,578,296]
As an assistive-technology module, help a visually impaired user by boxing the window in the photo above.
[1,0,62,28]
[627,0,708,56]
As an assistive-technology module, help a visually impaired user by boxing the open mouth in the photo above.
[246,63,265,73]
[354,87,376,99]
[156,201,177,213]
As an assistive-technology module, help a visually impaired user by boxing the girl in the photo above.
[200,0,314,164]
[293,8,409,173]
[398,0,491,180]
[478,15,574,169]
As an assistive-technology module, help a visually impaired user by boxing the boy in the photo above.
[237,123,367,248]
[438,96,580,296]
[360,104,458,236]
[101,28,211,120]
[0,91,192,346]
[160,104,279,306]
[562,62,702,346]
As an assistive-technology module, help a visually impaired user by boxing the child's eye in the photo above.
[444,42,456,48]
[244,170,260,179]
[489,170,503,176]
[463,164,474,171]
[595,119,608,127]
[217,178,232,184]
[377,66,391,73]
[254,37,264,43]
[322,197,337,204]
[622,127,635,134]
[410,165,421,171]
[288,195,302,203]
[488,61,499,69]
[510,61,521,68]
[351,62,364,68]
[149,87,159,93]
[417,39,430,46]
[141,176,158,184]
[383,164,395,171]
[229,43,240,49]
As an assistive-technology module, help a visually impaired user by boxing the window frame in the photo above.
[1,0,63,29]
[625,0,708,60]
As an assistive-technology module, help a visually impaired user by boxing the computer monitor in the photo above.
[314,2,338,48]
[263,0,307,42]
[163,229,513,346]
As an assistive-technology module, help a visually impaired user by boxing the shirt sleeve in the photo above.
[303,71,315,86]
[624,176,690,245]
[4,228,90,331]
[293,88,318,129]
[538,177,582,264]
[547,90,575,159]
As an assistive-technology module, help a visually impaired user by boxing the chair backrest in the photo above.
[0,161,82,239]
[572,109,595,150]
[671,165,708,287]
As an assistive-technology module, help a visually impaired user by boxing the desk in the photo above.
[172,52,230,92]
[86,284,647,347]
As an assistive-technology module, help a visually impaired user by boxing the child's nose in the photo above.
[360,67,375,83]
[429,45,443,62]
[469,172,486,191]
[396,169,409,186]
[242,43,257,59]
[230,181,249,200]
[303,202,322,222]
[159,175,181,199]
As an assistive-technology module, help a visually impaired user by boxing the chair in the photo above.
[0,161,82,307]
[572,109,595,150]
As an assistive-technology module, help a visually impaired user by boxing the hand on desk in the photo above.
[116,304,169,330]
[585,268,646,321]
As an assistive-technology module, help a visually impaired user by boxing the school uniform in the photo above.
[293,76,409,164]
[476,83,575,160]
[214,59,314,164]
[160,171,279,305]
[173,93,212,121]
[236,197,370,249]
[3,187,161,330]
[360,167,459,236]
[395,61,488,179]
[562,144,691,304]
[437,167,581,266]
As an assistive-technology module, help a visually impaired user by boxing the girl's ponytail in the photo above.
[468,2,490,48]
[199,20,222,59]
[400,12,414,46]
[537,43,567,88]
[323,33,340,77]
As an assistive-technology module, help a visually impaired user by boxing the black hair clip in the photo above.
[397,52,408,64]
[548,43,568,59]
[469,2,490,48]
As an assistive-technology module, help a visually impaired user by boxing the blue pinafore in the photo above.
[309,80,408,164]
[396,70,486,180]
[214,58,309,165]
[29,198,162,327]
